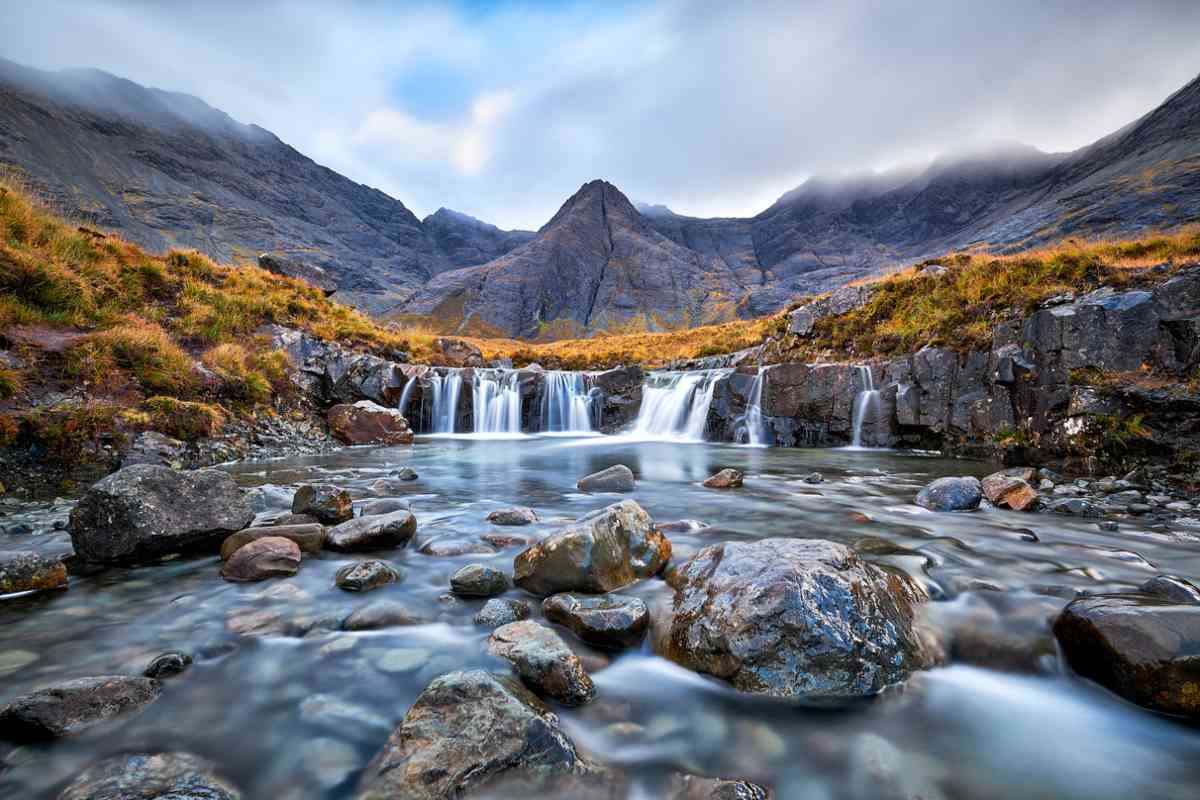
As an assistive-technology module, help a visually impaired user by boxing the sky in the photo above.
[4,0,1200,230]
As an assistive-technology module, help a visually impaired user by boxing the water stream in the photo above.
[472,369,523,435]
[632,370,729,441]
[540,371,594,434]
[849,364,882,449]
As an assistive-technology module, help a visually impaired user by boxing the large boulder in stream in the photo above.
[59,751,242,800]
[355,669,588,800]
[0,676,161,741]
[327,400,414,446]
[325,510,417,551]
[577,464,636,493]
[69,465,255,565]
[660,538,935,700]
[914,476,982,512]
[220,536,301,582]
[513,500,670,595]
[1054,593,1200,718]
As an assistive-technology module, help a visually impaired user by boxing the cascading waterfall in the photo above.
[472,369,523,434]
[541,371,594,433]
[737,366,769,446]
[428,371,463,434]
[397,378,417,420]
[849,364,881,448]
[633,370,728,440]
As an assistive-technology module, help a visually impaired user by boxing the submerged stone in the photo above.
[702,468,744,489]
[487,506,540,525]
[335,560,402,592]
[577,464,636,493]
[450,563,511,597]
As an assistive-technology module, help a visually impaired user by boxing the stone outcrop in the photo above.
[660,538,934,699]
[326,401,414,445]
[0,676,161,741]
[513,500,670,595]
[68,465,255,565]
[355,670,587,799]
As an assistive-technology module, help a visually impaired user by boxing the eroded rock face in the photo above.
[59,751,242,800]
[543,593,649,649]
[661,538,934,699]
[1054,593,1200,718]
[0,676,161,741]
[355,670,584,799]
[220,537,301,582]
[514,500,670,596]
[577,464,636,493]
[292,484,353,525]
[980,472,1039,511]
[0,551,68,595]
[487,621,596,706]
[69,465,255,565]
[915,476,982,512]
[220,523,325,560]
[326,510,416,551]
[327,400,414,446]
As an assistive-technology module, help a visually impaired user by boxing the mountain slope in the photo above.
[422,208,535,269]
[0,58,449,314]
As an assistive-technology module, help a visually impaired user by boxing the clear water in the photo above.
[3,438,1200,798]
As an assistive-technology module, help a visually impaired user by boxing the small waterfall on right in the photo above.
[541,371,594,433]
[736,366,769,446]
[633,370,728,440]
[849,364,881,448]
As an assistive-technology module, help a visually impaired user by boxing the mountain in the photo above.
[0,58,451,314]
[422,208,535,269]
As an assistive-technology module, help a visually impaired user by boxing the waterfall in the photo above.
[541,371,593,433]
[737,366,769,446]
[850,365,881,448]
[633,370,728,440]
[397,377,417,419]
[472,369,523,434]
[428,371,463,434]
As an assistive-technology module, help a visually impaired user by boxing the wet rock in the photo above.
[143,651,192,679]
[432,337,484,367]
[225,609,286,637]
[577,464,636,493]
[292,484,353,524]
[69,465,255,565]
[418,537,496,557]
[482,531,529,548]
[1054,593,1200,718]
[543,593,649,649]
[327,400,414,445]
[394,466,419,481]
[802,472,824,484]
[355,670,584,799]
[658,519,710,533]
[475,598,532,628]
[450,563,511,597]
[357,498,411,517]
[220,536,301,582]
[702,469,744,489]
[0,676,161,741]
[1048,498,1104,517]
[342,599,425,630]
[220,523,325,560]
[120,430,188,469]
[376,648,432,674]
[59,751,241,800]
[487,506,540,526]
[915,476,982,512]
[1001,466,1039,483]
[487,621,596,706]
[514,500,670,595]
[326,510,416,551]
[666,773,772,800]
[263,512,320,526]
[0,550,68,595]
[335,560,402,592]
[980,472,1039,511]
[1140,574,1200,604]
[661,538,934,699]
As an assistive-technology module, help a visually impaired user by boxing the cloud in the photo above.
[3,0,1199,229]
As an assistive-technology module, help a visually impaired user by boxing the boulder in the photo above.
[1140,574,1200,604]
[450,563,511,597]
[335,560,402,592]
[327,400,414,446]
[1054,593,1200,718]
[342,599,426,631]
[394,466,419,481]
[432,337,484,367]
[513,500,670,596]
[418,537,495,557]
[0,676,161,741]
[326,510,417,551]
[475,598,532,628]
[543,593,649,649]
[577,464,636,493]
[355,670,585,799]
[220,523,325,560]
[143,652,192,679]
[487,621,596,706]
[120,430,188,469]
[292,484,353,524]
[914,476,982,512]
[702,468,744,489]
[59,752,241,800]
[69,465,255,565]
[0,550,68,595]
[487,506,540,526]
[220,537,301,582]
[660,538,934,699]
[358,498,411,517]
[259,252,337,295]
[980,472,1039,511]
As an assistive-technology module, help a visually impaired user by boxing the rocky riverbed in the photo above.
[3,436,1200,799]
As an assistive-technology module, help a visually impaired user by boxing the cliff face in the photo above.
[422,208,535,270]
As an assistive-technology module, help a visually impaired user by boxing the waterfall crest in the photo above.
[633,370,728,440]
[849,365,882,448]
[473,369,523,435]
[541,371,594,433]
